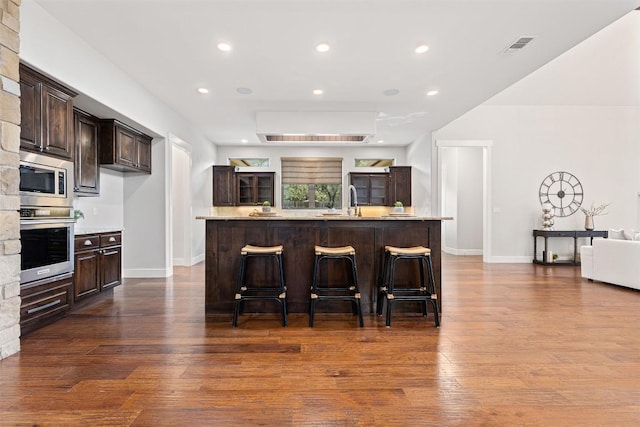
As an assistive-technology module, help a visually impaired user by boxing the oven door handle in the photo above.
[20,218,75,226]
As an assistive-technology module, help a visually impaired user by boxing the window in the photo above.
[281,157,342,209]
[355,158,394,167]
[229,158,269,167]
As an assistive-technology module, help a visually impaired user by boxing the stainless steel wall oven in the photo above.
[19,151,75,284]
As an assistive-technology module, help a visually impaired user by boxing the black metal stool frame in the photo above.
[376,249,440,327]
[309,249,364,327]
[233,248,287,327]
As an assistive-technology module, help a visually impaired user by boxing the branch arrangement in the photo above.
[580,202,610,217]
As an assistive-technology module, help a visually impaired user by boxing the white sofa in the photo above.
[580,238,640,291]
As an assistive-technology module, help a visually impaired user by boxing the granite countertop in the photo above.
[196,214,452,221]
[74,227,124,236]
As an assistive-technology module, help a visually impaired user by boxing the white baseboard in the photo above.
[123,268,171,278]
[173,257,187,266]
[484,256,532,263]
[443,247,483,256]
[191,253,205,265]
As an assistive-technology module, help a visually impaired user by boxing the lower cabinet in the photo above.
[20,272,74,336]
[74,231,122,301]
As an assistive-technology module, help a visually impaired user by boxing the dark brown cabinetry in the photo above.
[20,272,74,336]
[99,119,152,173]
[74,231,122,302]
[19,63,77,160]
[388,166,412,206]
[212,165,236,206]
[350,166,412,206]
[212,166,275,206]
[237,172,275,205]
[350,173,389,206]
[73,109,100,195]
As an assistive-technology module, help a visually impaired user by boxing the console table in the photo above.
[533,229,608,266]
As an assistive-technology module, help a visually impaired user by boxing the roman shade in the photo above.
[281,157,343,184]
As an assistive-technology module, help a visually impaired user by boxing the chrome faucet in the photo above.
[348,185,358,215]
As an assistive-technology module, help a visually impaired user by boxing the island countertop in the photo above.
[201,214,447,319]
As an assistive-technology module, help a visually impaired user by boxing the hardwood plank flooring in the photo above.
[1,255,639,426]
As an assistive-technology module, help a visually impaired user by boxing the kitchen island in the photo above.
[198,213,449,317]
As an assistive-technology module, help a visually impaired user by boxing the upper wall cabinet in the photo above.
[73,109,100,196]
[99,119,152,174]
[388,166,412,207]
[19,63,77,160]
[349,166,412,207]
[212,165,236,206]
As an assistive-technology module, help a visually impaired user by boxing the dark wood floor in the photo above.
[1,255,639,426]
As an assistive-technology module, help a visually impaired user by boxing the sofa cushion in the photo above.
[590,238,640,291]
[608,228,625,240]
[623,229,640,241]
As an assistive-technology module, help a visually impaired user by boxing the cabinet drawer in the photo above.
[75,235,100,251]
[100,233,122,247]
[20,273,73,335]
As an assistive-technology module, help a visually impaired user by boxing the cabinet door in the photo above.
[350,174,371,206]
[19,68,42,152]
[115,126,138,168]
[74,110,100,195]
[236,174,255,205]
[256,174,275,205]
[212,166,236,206]
[74,250,100,300]
[41,85,74,160]
[389,166,411,206]
[136,135,152,173]
[100,246,122,290]
[369,175,389,206]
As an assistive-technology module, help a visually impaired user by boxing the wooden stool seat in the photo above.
[384,245,430,256]
[241,244,283,255]
[315,245,355,256]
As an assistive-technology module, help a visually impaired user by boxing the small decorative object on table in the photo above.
[580,202,610,231]
[393,201,404,213]
[262,201,271,213]
[541,203,554,231]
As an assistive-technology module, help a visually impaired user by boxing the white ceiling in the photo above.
[34,0,640,147]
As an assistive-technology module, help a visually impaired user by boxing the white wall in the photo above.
[171,144,190,266]
[456,147,483,252]
[406,134,432,215]
[21,1,216,275]
[216,145,407,207]
[434,12,640,262]
[74,169,124,230]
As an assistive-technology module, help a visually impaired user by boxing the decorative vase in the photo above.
[584,215,594,231]
[262,206,271,213]
[393,206,404,213]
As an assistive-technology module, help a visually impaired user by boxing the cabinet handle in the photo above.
[27,299,61,314]
[84,240,93,246]
[109,237,116,242]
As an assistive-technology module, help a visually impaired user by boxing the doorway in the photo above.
[436,140,493,262]
[170,136,192,267]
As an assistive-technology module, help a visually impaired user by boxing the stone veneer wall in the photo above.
[0,0,21,359]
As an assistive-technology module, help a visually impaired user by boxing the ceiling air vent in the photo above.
[501,36,536,55]
[256,112,376,144]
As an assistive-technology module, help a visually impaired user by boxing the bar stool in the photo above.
[233,244,287,327]
[376,245,440,327]
[309,245,363,327]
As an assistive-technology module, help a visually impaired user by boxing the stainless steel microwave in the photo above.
[19,152,73,208]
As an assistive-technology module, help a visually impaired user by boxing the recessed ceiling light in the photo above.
[415,42,429,54]
[240,139,248,143]
[197,87,209,94]
[313,89,323,95]
[217,41,232,52]
[427,90,439,96]
[316,42,330,53]
[236,87,253,95]
[377,139,384,144]
[383,89,399,96]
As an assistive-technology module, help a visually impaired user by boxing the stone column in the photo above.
[0,0,21,359]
